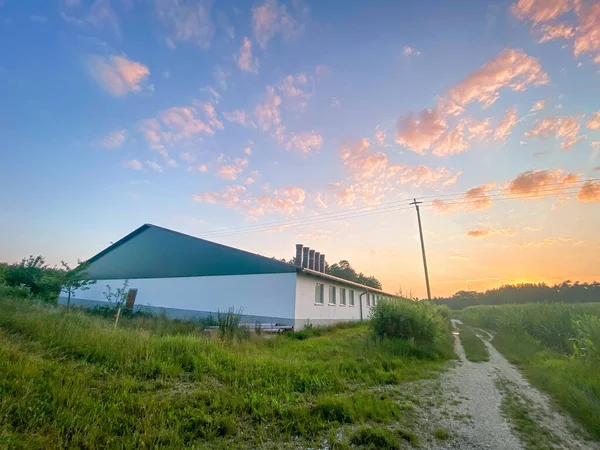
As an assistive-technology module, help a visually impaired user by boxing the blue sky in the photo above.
[1,0,599,296]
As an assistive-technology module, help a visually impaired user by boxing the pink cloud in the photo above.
[244,146,252,155]
[139,105,221,156]
[193,191,220,204]
[252,0,308,49]
[573,2,600,64]
[587,111,600,130]
[512,0,600,65]
[199,102,224,130]
[286,131,323,154]
[374,129,387,146]
[395,107,447,154]
[525,116,582,150]
[146,160,163,172]
[216,157,248,181]
[494,108,519,140]
[530,100,546,112]
[88,55,150,96]
[433,183,495,214]
[448,48,549,108]
[277,73,309,110]
[193,183,306,217]
[254,86,285,141]
[274,186,306,203]
[123,159,142,171]
[577,180,600,202]
[156,0,215,49]
[314,192,328,209]
[506,169,580,196]
[403,45,421,56]
[394,165,461,187]
[465,117,493,141]
[236,37,259,73]
[223,109,255,127]
[511,0,575,24]
[340,139,388,180]
[101,129,128,149]
[431,122,469,156]
[538,23,575,42]
[160,106,214,138]
[466,227,517,238]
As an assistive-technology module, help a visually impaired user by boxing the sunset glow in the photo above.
[1,0,599,297]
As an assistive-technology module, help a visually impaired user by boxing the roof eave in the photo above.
[296,267,397,297]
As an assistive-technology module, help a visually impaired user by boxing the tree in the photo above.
[103,280,130,309]
[4,255,62,300]
[61,260,96,309]
[326,260,382,289]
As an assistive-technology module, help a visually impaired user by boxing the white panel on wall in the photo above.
[62,273,297,319]
[294,273,374,327]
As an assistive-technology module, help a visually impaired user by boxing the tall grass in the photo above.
[461,302,600,357]
[0,296,454,448]
[461,302,600,439]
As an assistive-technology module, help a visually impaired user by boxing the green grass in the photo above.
[496,378,559,450]
[433,428,449,440]
[462,303,600,440]
[457,324,489,362]
[0,296,454,449]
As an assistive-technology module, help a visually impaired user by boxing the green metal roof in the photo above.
[85,224,297,280]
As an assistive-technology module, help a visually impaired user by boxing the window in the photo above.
[366,294,371,307]
[340,288,347,306]
[329,285,336,305]
[373,295,377,305]
[349,290,355,306]
[315,283,324,304]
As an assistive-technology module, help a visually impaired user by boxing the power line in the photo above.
[199,180,594,238]
[416,178,598,201]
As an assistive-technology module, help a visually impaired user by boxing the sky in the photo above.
[1,0,599,298]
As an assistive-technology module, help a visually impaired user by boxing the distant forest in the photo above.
[432,281,600,310]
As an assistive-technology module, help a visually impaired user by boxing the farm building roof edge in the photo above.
[86,223,397,297]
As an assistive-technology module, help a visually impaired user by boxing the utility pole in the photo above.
[410,198,432,300]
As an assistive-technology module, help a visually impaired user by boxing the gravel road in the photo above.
[424,320,598,450]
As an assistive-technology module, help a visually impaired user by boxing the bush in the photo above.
[369,300,447,344]
[0,282,32,299]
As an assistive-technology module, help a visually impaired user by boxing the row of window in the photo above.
[314,282,378,307]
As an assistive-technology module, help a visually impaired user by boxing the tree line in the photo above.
[432,281,600,310]
[0,255,93,304]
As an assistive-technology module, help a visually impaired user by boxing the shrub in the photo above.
[369,299,447,344]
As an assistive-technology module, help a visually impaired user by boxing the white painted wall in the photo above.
[60,273,297,321]
[294,273,379,328]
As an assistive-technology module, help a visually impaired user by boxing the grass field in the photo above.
[0,296,454,449]
[457,324,489,362]
[461,302,600,440]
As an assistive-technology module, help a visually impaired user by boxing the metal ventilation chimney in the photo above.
[308,249,316,270]
[295,244,303,266]
[302,247,310,268]
[319,254,326,273]
[314,251,321,272]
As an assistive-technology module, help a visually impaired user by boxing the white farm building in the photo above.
[59,224,395,329]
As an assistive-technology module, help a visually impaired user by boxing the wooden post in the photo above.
[114,307,121,328]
